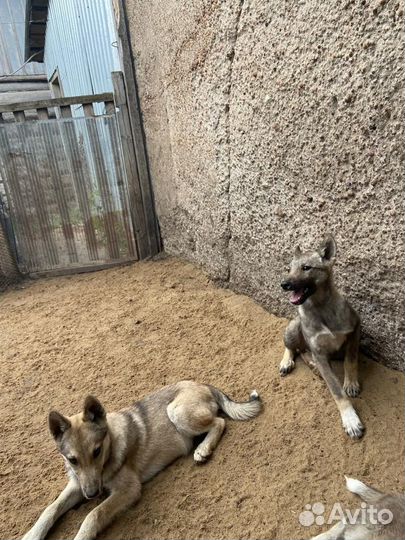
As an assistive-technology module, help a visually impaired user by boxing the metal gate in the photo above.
[0,72,155,276]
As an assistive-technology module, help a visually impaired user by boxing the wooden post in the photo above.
[114,0,161,257]
[112,71,149,259]
[104,101,136,258]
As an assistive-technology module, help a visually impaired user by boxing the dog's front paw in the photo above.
[344,380,361,397]
[341,408,365,439]
[194,446,211,464]
[279,358,295,376]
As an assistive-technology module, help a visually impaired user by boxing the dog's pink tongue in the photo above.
[290,290,304,305]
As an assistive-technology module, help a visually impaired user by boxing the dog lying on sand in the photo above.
[311,476,405,540]
[280,236,364,439]
[22,381,262,540]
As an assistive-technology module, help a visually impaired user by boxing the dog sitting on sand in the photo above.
[279,236,364,439]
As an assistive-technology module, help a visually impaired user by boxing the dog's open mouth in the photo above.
[289,287,311,305]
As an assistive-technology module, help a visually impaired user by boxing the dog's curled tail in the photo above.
[209,386,262,421]
[345,476,383,504]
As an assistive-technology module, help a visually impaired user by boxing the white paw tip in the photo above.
[250,389,259,400]
[345,476,365,493]
[341,408,364,438]
[194,449,209,463]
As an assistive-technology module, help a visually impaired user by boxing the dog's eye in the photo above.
[93,447,101,459]
[68,456,78,465]
[302,265,312,271]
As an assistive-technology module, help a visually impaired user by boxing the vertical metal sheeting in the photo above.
[0,113,136,273]
[44,0,120,98]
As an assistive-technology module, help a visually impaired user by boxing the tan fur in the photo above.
[22,380,261,540]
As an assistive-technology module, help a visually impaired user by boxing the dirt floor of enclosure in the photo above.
[0,257,404,540]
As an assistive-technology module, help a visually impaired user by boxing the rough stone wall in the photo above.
[127,0,404,370]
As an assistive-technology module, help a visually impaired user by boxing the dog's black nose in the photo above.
[281,280,293,291]
[84,489,100,499]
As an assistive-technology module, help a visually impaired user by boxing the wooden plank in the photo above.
[0,90,52,107]
[60,105,72,118]
[0,82,50,93]
[37,107,49,120]
[83,102,120,260]
[58,118,99,261]
[115,1,161,257]
[13,111,26,123]
[30,257,137,278]
[106,109,137,258]
[0,129,38,271]
[41,121,79,264]
[20,122,60,268]
[1,120,59,270]
[0,92,113,114]
[83,113,120,259]
[19,110,41,122]
[105,101,115,115]
[83,103,95,117]
[0,75,49,83]
[112,71,148,259]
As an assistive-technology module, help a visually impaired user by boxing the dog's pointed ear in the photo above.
[83,395,106,423]
[294,245,302,257]
[49,411,71,440]
[318,236,337,261]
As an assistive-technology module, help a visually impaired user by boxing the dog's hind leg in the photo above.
[343,323,361,397]
[167,392,225,463]
[193,417,226,463]
[23,480,83,540]
[280,317,305,376]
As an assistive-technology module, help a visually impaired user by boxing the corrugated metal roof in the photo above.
[0,0,45,76]
[44,0,120,97]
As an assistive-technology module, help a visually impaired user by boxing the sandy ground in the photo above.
[0,257,404,540]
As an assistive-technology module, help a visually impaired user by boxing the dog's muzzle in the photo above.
[281,279,315,305]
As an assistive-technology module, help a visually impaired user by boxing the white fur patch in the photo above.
[250,390,259,399]
[194,447,210,463]
[341,408,364,438]
[223,397,262,420]
[345,476,368,496]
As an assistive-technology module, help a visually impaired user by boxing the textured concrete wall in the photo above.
[127,0,404,370]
